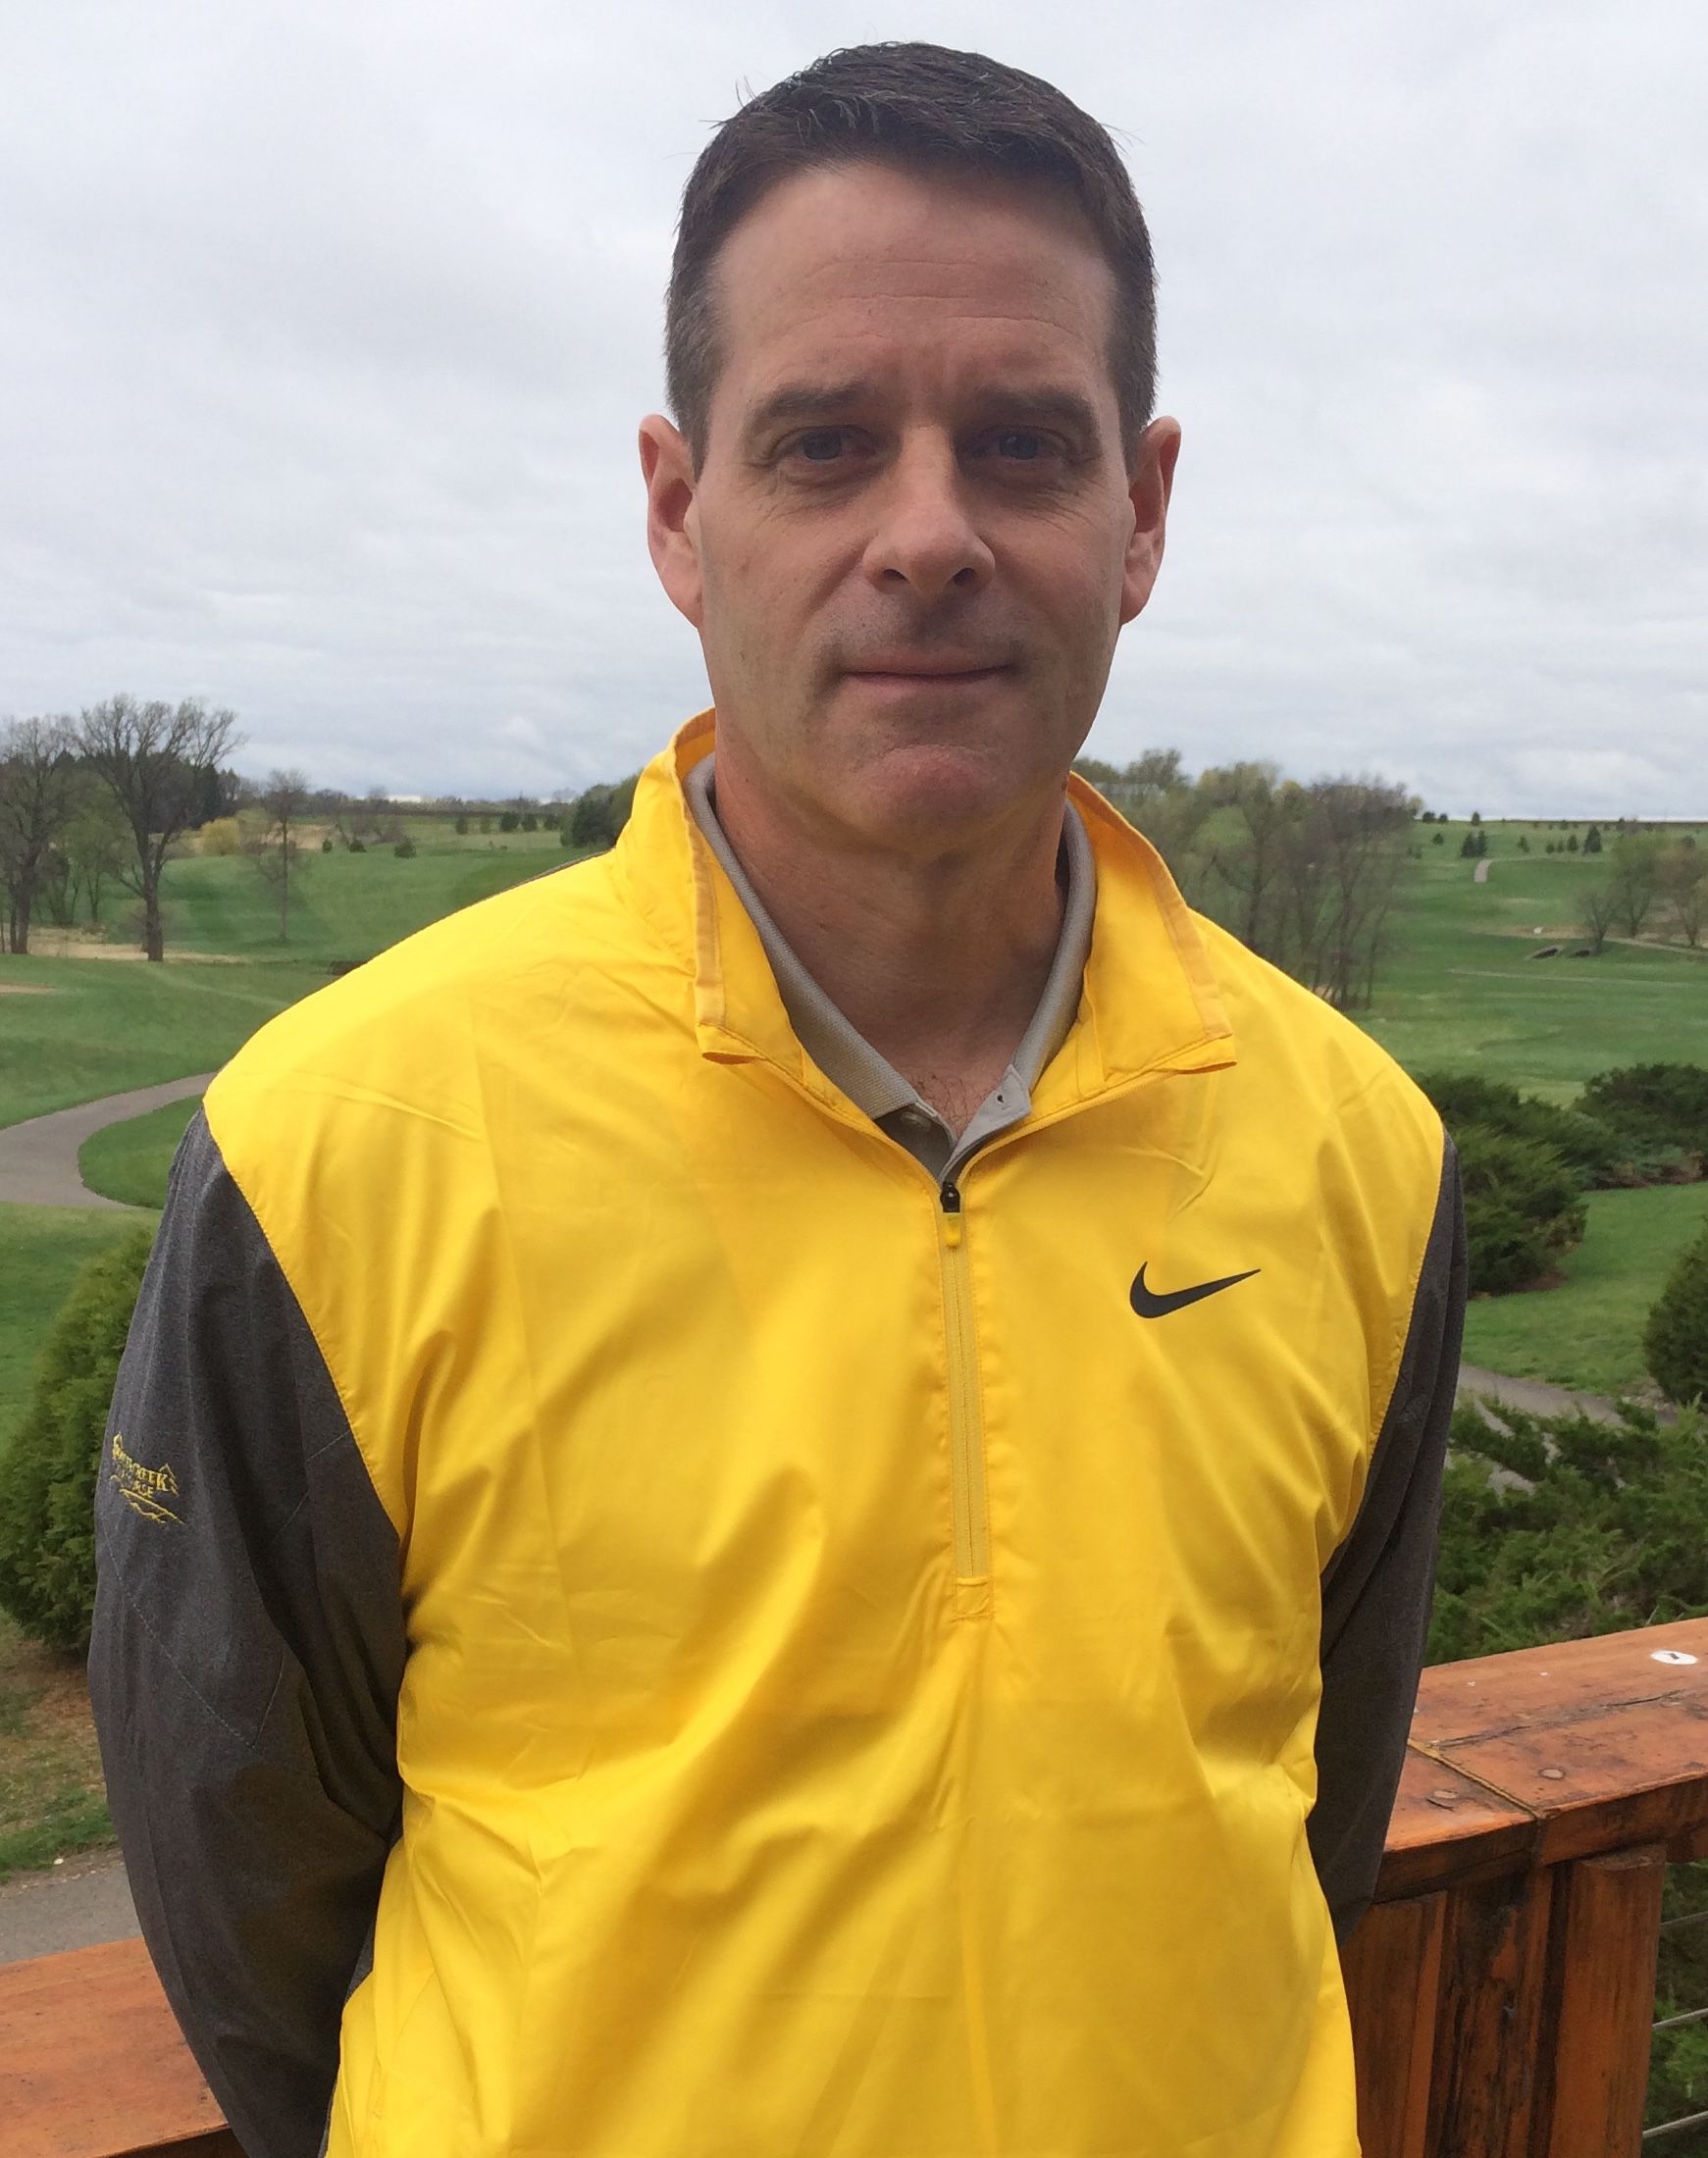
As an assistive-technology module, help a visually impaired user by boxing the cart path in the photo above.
[0,1074,214,1208]
[0,1851,137,1965]
[1456,1361,1631,1426]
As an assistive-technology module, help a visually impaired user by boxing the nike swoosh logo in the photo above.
[1129,1262,1261,1319]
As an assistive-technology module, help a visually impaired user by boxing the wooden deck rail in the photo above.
[9,1616,1708,2156]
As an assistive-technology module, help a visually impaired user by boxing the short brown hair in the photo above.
[664,42,1158,468]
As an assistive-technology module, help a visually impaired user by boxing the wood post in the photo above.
[1537,1844,1669,2158]
[1343,1892,1446,2158]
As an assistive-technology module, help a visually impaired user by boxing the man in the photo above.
[90,42,1464,2158]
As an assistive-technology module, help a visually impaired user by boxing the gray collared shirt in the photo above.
[685,754,1096,1184]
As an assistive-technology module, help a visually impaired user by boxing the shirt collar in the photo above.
[611,712,1235,1108]
[683,751,1095,1131]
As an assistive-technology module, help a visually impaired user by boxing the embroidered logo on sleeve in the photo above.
[108,1432,183,1525]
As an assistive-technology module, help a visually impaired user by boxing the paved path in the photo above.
[1456,1361,1630,1426]
[1473,857,1491,883]
[0,1074,214,1208]
[0,1853,138,1965]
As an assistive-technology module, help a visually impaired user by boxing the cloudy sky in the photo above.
[3,0,1702,812]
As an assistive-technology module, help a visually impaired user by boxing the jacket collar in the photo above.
[614,710,1235,1111]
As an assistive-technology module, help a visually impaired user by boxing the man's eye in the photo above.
[794,429,852,463]
[996,431,1045,460]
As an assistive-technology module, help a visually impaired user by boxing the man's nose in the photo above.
[860,437,995,600]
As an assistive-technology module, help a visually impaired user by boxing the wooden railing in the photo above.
[9,1617,1708,2157]
[1345,1615,1708,2155]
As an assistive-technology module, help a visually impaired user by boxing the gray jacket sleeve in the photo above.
[1309,1136,1467,1943]
[87,1110,405,2158]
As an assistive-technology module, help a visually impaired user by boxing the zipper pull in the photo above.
[941,1181,963,1247]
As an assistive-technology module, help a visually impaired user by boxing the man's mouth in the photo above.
[844,657,1010,687]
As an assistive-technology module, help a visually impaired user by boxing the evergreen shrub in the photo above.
[0,1230,153,1651]
[1579,1064,1708,1166]
[1646,1228,1708,1405]
[1414,1071,1623,1187]
[1453,1124,1586,1294]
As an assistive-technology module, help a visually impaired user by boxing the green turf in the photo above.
[0,1204,153,1442]
[1460,1181,1708,1397]
[155,823,583,963]
[78,1097,202,1209]
[1356,822,1708,1102]
[0,955,328,1129]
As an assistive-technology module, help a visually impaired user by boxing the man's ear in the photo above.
[1119,416,1182,626]
[640,415,704,629]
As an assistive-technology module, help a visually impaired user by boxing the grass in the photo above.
[0,1609,112,1883]
[1358,821,1708,1102]
[0,953,327,1130]
[0,1204,150,1444]
[1460,1181,1708,1396]
[78,1098,201,1210]
[0,828,589,1132]
[153,820,578,965]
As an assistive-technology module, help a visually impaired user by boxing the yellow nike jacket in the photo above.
[91,713,1463,2158]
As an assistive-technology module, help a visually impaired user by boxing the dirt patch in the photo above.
[0,984,55,995]
[22,935,250,965]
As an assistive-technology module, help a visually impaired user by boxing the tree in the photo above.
[76,694,243,960]
[1579,881,1618,954]
[569,776,640,850]
[1583,824,1602,854]
[60,779,129,929]
[1660,844,1707,949]
[245,767,313,942]
[1607,833,1663,940]
[1646,1229,1708,1406]
[0,716,78,952]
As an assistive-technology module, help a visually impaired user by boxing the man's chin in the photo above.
[827,741,1047,855]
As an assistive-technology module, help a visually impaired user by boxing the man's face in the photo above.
[641,159,1179,856]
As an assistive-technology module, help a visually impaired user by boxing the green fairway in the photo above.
[0,955,328,1129]
[0,831,591,1129]
[155,822,583,964]
[1356,822,1708,1102]
[0,1204,152,1442]
[1460,1181,1708,1397]
[78,1096,201,1209]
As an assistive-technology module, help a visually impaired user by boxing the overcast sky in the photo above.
[3,0,1703,813]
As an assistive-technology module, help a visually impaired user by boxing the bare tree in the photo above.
[76,694,242,960]
[1580,881,1619,955]
[1292,778,1415,1008]
[1606,833,1663,941]
[246,767,313,942]
[1659,842,1706,950]
[0,717,78,953]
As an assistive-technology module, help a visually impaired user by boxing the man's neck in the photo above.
[709,761,1068,1133]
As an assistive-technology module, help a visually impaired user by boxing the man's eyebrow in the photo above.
[742,381,1107,444]
[964,385,1103,439]
[743,382,879,440]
